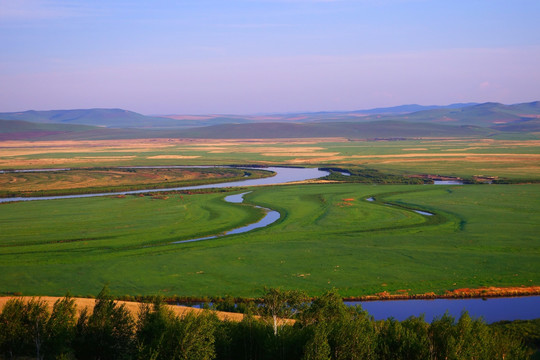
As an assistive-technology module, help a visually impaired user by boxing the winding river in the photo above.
[171,192,280,244]
[1,166,537,321]
[0,166,330,203]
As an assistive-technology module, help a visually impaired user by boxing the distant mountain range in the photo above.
[0,108,184,129]
[1,101,539,140]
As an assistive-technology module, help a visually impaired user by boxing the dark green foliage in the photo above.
[0,297,77,360]
[214,313,272,360]
[43,296,77,359]
[302,324,331,360]
[428,312,529,360]
[491,319,540,351]
[135,299,176,360]
[74,286,135,360]
[327,308,377,360]
[135,296,217,360]
[377,318,429,360]
[0,298,29,359]
[300,291,377,360]
[302,290,349,326]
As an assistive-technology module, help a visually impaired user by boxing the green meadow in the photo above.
[0,183,538,298]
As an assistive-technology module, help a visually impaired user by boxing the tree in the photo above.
[25,298,50,360]
[429,312,457,360]
[167,311,217,360]
[301,289,348,326]
[302,323,331,360]
[74,286,135,360]
[261,288,307,336]
[136,298,176,360]
[43,296,77,359]
[329,306,376,360]
[135,297,217,360]
[0,298,29,359]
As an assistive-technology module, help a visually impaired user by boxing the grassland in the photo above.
[2,138,539,180]
[0,167,271,197]
[1,135,539,298]
[0,182,538,298]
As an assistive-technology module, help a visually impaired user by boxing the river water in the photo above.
[347,296,540,323]
[0,166,330,203]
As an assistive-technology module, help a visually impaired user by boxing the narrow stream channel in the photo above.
[171,192,280,244]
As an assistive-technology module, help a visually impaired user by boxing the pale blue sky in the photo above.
[1,0,539,114]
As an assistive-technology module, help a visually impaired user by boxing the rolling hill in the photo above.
[0,109,183,129]
[354,101,540,127]
[1,101,538,141]
[0,119,150,141]
[175,120,496,139]
[0,118,498,141]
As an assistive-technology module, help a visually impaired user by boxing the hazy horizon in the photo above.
[2,100,536,118]
[1,0,539,115]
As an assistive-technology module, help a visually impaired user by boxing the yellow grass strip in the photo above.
[0,296,246,322]
[146,155,201,159]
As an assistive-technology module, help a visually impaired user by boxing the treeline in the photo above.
[0,288,532,360]
[320,167,430,185]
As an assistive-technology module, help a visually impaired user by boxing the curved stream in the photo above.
[172,192,280,244]
[0,167,330,203]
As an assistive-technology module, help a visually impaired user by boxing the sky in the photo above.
[1,0,539,115]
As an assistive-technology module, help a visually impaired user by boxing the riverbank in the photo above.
[343,285,540,302]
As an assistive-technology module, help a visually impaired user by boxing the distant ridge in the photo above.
[0,119,147,141]
[175,121,495,139]
[349,103,479,115]
[1,101,539,140]
[0,108,183,129]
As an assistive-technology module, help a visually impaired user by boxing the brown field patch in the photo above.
[441,147,487,151]
[147,155,201,159]
[0,157,136,167]
[0,168,239,192]
[286,156,346,163]
[261,152,340,157]
[207,146,328,154]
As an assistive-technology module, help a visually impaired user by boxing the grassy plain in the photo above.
[0,183,538,298]
[0,167,270,197]
[1,136,539,298]
[2,137,540,180]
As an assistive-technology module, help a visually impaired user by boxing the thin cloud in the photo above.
[0,0,101,20]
